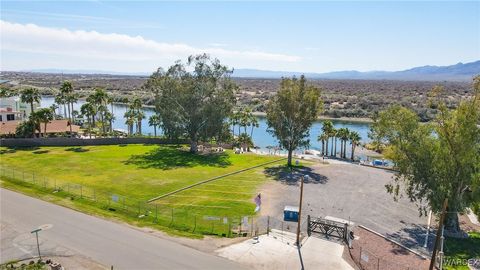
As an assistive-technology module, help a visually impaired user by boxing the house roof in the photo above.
[0,121,21,135]
[39,120,80,134]
[0,120,80,135]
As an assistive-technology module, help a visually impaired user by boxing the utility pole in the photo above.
[429,198,448,270]
[296,176,305,246]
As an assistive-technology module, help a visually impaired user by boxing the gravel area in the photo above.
[349,226,430,270]
[259,161,430,254]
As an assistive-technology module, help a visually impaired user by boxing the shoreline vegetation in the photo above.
[252,111,373,123]
[42,95,374,124]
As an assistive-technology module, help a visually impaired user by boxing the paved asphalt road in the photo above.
[0,188,245,269]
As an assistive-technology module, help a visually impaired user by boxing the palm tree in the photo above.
[349,131,361,161]
[97,104,108,135]
[148,114,160,137]
[332,129,338,157]
[129,97,144,135]
[329,127,337,157]
[321,120,334,156]
[104,111,115,134]
[54,94,66,118]
[249,115,259,138]
[337,128,350,158]
[49,104,59,119]
[20,88,41,115]
[59,81,74,120]
[124,109,136,136]
[229,113,237,136]
[65,94,78,135]
[81,102,95,138]
[34,108,54,137]
[318,132,329,156]
[88,88,109,136]
[136,110,145,135]
[28,112,41,138]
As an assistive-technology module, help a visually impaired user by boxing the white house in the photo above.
[0,107,23,122]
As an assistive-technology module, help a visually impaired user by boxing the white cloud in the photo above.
[0,20,301,72]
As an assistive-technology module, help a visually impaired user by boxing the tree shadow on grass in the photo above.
[123,145,231,170]
[0,147,40,155]
[65,147,89,153]
[33,150,50,154]
[264,165,328,186]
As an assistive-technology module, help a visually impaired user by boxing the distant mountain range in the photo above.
[20,60,480,81]
[233,60,480,81]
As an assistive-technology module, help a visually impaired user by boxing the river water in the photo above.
[41,96,372,156]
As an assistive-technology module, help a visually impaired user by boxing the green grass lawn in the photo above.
[0,144,284,236]
[444,232,480,270]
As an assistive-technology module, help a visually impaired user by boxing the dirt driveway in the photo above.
[259,161,431,254]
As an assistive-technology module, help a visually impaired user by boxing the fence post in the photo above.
[193,215,196,232]
[251,217,254,236]
[267,216,270,235]
[80,185,83,198]
[228,221,231,237]
[239,216,242,237]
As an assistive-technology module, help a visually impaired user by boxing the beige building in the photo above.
[0,96,39,121]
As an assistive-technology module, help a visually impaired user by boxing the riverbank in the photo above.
[42,95,372,123]
[252,111,373,123]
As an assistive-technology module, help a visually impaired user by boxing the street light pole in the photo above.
[296,176,305,246]
[31,228,42,260]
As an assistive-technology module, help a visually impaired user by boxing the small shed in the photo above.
[284,205,299,222]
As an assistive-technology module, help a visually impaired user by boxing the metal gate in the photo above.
[307,215,349,242]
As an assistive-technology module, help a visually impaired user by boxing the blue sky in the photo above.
[1,1,479,73]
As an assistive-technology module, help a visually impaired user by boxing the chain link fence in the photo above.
[0,165,297,238]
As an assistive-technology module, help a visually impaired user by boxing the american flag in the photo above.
[254,193,261,212]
